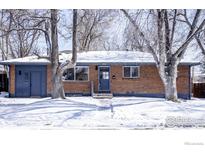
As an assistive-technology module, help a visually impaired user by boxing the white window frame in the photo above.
[122,66,140,78]
[63,66,89,82]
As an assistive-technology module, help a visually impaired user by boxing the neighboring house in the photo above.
[0,51,199,99]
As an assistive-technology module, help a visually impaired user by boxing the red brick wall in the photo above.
[110,65,164,94]
[110,65,189,95]
[177,66,190,94]
[63,81,90,93]
[46,64,190,96]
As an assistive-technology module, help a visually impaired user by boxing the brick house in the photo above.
[0,51,199,99]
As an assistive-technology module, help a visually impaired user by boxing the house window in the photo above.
[123,66,139,78]
[124,67,130,78]
[100,72,109,79]
[63,66,89,81]
[63,68,74,80]
[76,66,89,81]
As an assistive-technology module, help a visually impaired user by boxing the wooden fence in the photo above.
[192,83,205,98]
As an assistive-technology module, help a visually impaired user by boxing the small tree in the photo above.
[0,9,42,59]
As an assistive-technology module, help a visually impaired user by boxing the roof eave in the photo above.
[180,62,201,66]
[75,61,201,66]
[0,61,200,66]
[0,62,51,65]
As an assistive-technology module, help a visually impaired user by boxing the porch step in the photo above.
[92,93,113,99]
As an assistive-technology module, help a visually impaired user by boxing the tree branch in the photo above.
[183,9,205,55]
[170,9,177,48]
[121,9,159,65]
[174,19,205,58]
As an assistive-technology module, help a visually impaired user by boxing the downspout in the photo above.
[189,65,192,100]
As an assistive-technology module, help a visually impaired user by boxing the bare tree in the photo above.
[183,10,205,55]
[50,9,62,98]
[0,9,77,99]
[59,9,117,51]
[78,10,116,51]
[121,9,205,102]
[50,9,77,99]
[0,10,43,58]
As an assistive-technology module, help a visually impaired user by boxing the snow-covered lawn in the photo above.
[0,94,205,129]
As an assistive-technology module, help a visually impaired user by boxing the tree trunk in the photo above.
[50,9,65,99]
[162,61,178,102]
[50,9,78,99]
[71,9,77,64]
[52,68,65,99]
[165,75,178,101]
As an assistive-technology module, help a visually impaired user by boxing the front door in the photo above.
[31,71,41,96]
[99,66,110,92]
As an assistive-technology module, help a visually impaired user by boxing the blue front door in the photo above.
[99,66,110,92]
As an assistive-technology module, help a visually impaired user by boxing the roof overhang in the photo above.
[75,61,201,66]
[0,61,200,66]
[179,62,201,66]
[0,61,50,65]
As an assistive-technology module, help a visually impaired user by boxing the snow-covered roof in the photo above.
[0,56,50,65]
[59,51,200,65]
[0,51,200,66]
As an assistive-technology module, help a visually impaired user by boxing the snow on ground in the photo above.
[0,94,205,129]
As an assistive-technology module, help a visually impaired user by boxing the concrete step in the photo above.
[92,93,113,99]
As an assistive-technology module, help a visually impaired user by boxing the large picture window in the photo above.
[63,66,89,81]
[75,66,89,81]
[63,68,74,80]
[123,66,139,78]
